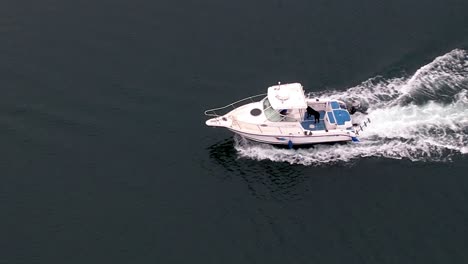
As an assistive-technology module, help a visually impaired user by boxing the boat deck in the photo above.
[300,111,326,131]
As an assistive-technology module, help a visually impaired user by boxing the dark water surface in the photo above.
[1,0,468,263]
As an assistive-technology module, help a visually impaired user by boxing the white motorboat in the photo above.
[204,82,366,147]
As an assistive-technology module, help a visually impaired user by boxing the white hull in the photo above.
[229,128,353,145]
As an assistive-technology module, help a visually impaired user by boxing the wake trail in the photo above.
[235,49,468,165]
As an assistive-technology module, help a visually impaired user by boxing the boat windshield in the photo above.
[263,98,283,122]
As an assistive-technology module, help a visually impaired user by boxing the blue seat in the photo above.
[327,112,336,123]
[333,109,351,125]
[330,101,340,109]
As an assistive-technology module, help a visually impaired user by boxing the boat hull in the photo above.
[229,128,353,145]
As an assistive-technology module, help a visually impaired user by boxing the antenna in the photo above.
[274,81,282,91]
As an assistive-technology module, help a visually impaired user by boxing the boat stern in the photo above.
[348,130,360,142]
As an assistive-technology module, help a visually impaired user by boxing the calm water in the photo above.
[1,0,468,263]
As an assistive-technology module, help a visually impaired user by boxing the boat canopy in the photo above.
[267,83,307,109]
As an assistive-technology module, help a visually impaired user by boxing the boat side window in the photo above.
[263,98,282,122]
[263,98,271,110]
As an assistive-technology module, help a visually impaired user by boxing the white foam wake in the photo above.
[235,49,468,165]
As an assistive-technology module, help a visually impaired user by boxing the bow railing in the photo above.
[204,93,267,117]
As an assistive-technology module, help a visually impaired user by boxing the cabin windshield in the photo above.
[263,98,283,122]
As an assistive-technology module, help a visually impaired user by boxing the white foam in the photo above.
[235,49,468,165]
[461,147,468,154]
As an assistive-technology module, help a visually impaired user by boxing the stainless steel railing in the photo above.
[204,93,267,117]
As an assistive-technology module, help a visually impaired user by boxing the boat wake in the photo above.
[235,49,468,165]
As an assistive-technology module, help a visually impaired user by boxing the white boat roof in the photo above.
[267,83,307,109]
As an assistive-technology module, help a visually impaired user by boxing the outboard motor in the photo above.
[347,100,368,115]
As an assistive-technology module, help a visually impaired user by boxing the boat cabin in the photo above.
[263,83,307,122]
